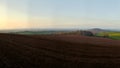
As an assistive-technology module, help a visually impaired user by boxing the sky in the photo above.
[0,0,120,30]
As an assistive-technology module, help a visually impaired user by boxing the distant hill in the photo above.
[87,28,113,34]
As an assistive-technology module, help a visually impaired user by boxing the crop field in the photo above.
[0,33,120,68]
[96,32,120,40]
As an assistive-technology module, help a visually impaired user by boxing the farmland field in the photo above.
[0,33,120,68]
[96,32,120,40]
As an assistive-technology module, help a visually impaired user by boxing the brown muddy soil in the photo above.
[0,33,120,68]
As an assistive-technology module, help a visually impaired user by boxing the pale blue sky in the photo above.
[0,0,120,29]
[29,0,120,20]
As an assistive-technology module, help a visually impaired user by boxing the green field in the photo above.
[96,32,120,40]
[12,31,58,35]
[11,30,71,35]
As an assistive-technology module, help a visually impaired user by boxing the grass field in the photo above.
[96,32,120,40]
[13,31,58,35]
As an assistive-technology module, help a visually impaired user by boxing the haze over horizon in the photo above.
[0,0,120,30]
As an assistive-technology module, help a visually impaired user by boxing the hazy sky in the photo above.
[0,0,120,29]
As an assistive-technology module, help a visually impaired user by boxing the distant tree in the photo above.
[85,31,94,36]
[80,31,94,36]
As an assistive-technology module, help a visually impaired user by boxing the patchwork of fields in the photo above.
[96,32,120,40]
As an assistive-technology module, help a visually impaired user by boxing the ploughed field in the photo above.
[0,33,120,68]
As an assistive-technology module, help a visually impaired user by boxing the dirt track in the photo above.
[0,33,120,68]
